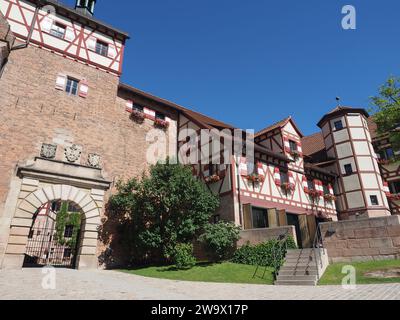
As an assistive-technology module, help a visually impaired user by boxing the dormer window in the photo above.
[95,40,109,57]
[133,104,144,112]
[50,22,66,39]
[334,120,344,131]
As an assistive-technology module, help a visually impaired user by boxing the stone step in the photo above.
[276,275,318,281]
[285,257,314,263]
[280,266,318,273]
[275,279,317,286]
[278,270,319,276]
[283,262,318,268]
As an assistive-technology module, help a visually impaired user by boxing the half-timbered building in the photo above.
[0,0,398,269]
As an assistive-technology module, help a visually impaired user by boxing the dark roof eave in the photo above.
[255,144,291,162]
[317,108,370,128]
[304,163,337,178]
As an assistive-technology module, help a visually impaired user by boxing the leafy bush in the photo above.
[199,222,241,261]
[173,243,197,270]
[232,237,297,267]
[108,159,220,265]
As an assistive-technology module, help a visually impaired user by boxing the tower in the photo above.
[318,107,391,219]
[75,0,97,16]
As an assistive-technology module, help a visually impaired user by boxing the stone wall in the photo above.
[320,216,400,263]
[0,11,15,70]
[0,44,178,268]
[238,226,297,247]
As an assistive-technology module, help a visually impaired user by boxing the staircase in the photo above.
[275,248,329,286]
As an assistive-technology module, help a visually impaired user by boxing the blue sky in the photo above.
[66,0,400,135]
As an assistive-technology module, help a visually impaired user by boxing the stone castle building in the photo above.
[0,0,399,269]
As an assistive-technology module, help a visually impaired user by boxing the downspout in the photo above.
[11,3,42,51]
[235,155,244,227]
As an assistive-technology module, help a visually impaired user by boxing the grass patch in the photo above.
[319,259,400,285]
[121,262,274,285]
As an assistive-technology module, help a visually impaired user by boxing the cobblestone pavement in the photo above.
[0,269,399,300]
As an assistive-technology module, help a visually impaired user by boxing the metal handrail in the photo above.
[311,224,325,280]
[252,230,290,280]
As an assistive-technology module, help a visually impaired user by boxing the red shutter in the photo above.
[274,167,281,186]
[303,176,309,194]
[239,158,248,176]
[55,74,67,90]
[79,80,89,98]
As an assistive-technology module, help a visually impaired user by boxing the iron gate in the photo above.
[23,202,81,269]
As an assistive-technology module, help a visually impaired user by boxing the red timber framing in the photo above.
[237,154,337,219]
[1,0,127,76]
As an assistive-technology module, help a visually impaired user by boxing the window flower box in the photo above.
[154,118,170,130]
[246,174,265,183]
[130,109,145,123]
[289,150,302,160]
[205,174,221,184]
[388,193,400,201]
[308,189,321,200]
[281,182,295,193]
[324,194,337,202]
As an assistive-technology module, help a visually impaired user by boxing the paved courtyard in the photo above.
[0,268,399,300]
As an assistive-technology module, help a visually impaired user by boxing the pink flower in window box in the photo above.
[130,109,145,123]
[154,118,170,130]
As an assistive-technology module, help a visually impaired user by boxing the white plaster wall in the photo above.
[361,173,379,189]
[346,191,365,208]
[357,157,375,172]
[346,115,363,127]
[336,142,353,158]
[353,141,370,156]
[349,128,366,140]
[342,175,361,192]
[333,129,349,144]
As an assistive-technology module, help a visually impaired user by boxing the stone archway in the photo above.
[2,182,104,270]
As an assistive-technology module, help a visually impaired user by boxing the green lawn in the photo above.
[319,259,400,285]
[121,262,275,285]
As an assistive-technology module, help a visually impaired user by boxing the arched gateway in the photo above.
[0,157,110,270]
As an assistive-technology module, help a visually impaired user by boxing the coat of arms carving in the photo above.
[40,144,57,159]
[64,144,82,163]
[88,153,101,168]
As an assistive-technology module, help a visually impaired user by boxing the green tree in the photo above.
[370,76,400,150]
[108,159,219,265]
[199,222,241,261]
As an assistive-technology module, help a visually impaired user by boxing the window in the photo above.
[389,181,400,194]
[95,40,109,56]
[252,208,268,229]
[64,225,74,238]
[133,104,144,112]
[65,77,79,95]
[155,112,166,120]
[289,140,297,152]
[370,195,379,206]
[344,164,353,175]
[280,172,288,184]
[50,22,66,39]
[334,120,344,131]
[307,180,314,190]
[247,161,255,175]
[323,184,329,195]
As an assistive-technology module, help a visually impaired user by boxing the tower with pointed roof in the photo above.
[318,107,391,219]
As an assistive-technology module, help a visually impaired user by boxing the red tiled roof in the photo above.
[301,132,325,156]
[367,116,378,139]
[118,83,235,130]
[256,116,304,138]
